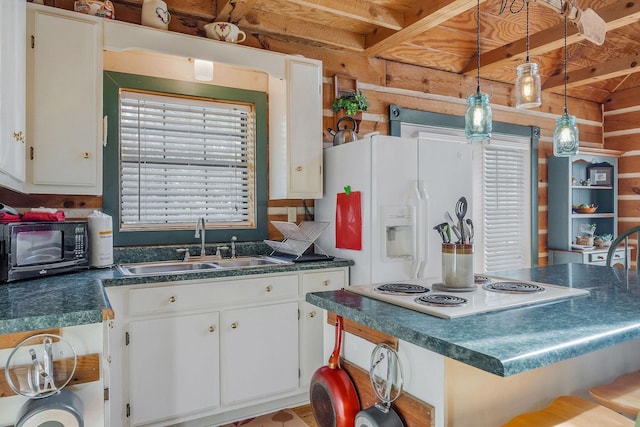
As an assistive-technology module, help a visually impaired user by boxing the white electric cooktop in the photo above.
[345,275,590,319]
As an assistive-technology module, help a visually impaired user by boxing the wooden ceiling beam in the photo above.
[241,10,366,50]
[284,0,405,30]
[364,0,486,56]
[543,53,640,90]
[462,0,640,74]
[216,0,259,23]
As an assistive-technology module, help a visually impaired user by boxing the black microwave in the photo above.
[0,221,89,282]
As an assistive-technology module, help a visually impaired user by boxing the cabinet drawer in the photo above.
[302,269,346,294]
[129,274,298,315]
[588,249,625,264]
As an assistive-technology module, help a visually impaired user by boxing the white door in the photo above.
[369,136,420,283]
[220,302,298,405]
[417,133,473,280]
[129,312,220,425]
[0,0,26,185]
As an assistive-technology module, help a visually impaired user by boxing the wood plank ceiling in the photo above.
[101,0,640,104]
[211,0,640,104]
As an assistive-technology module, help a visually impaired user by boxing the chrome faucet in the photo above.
[195,217,206,256]
[230,235,237,258]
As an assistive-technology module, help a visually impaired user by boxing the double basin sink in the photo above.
[118,256,293,277]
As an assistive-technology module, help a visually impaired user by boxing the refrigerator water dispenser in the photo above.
[382,206,415,260]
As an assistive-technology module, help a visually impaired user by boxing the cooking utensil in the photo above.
[354,343,404,427]
[433,222,449,243]
[309,315,360,427]
[327,116,358,145]
[466,218,474,244]
[455,197,468,243]
[445,212,462,242]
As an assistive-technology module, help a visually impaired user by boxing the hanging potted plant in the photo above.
[332,90,370,116]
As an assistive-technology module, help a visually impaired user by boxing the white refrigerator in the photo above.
[315,134,473,286]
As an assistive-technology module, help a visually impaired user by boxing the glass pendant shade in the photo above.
[553,113,579,156]
[515,62,541,108]
[465,92,492,141]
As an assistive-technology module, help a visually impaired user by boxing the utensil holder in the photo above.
[442,243,474,288]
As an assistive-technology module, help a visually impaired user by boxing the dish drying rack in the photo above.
[264,221,330,260]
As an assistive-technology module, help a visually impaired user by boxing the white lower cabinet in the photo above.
[105,267,347,427]
[129,312,220,426]
[220,302,298,405]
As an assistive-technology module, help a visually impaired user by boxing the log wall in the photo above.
[4,0,613,264]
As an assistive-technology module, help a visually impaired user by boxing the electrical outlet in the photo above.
[287,207,297,223]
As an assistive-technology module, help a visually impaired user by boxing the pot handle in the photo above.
[328,315,344,369]
[337,116,358,133]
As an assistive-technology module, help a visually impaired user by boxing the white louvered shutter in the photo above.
[478,135,531,272]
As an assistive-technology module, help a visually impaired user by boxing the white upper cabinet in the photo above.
[25,4,103,195]
[102,20,323,199]
[0,0,26,189]
[269,59,323,199]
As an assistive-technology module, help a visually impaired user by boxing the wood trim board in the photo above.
[327,312,434,426]
[0,353,101,398]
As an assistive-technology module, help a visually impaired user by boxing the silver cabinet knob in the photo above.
[309,311,317,318]
[265,285,272,292]
[169,296,176,303]
[231,322,238,329]
[209,325,216,333]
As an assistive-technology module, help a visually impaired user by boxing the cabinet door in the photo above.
[129,312,220,425]
[0,0,26,186]
[26,6,102,194]
[299,270,346,387]
[220,301,299,404]
[269,59,323,199]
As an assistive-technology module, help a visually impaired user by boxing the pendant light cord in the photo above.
[476,0,481,94]
[525,1,530,63]
[563,1,568,115]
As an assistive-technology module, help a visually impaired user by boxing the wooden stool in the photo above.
[502,395,634,426]
[589,370,640,418]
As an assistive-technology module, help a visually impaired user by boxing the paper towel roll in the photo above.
[88,210,113,268]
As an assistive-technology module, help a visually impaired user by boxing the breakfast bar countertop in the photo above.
[306,263,640,377]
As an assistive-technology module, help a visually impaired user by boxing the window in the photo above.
[389,105,539,270]
[103,71,268,246]
[119,90,255,229]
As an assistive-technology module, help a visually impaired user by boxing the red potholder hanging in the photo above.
[336,190,362,250]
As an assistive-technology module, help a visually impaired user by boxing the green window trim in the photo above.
[103,71,268,246]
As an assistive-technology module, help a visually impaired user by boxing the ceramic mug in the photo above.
[141,0,171,30]
[74,0,115,19]
[204,22,246,43]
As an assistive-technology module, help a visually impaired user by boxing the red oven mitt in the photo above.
[335,189,362,250]
[0,212,22,223]
[22,211,66,222]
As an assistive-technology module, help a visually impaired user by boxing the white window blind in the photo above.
[477,135,531,272]
[119,90,256,230]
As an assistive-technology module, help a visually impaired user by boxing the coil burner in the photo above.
[483,281,545,294]
[374,283,430,295]
[415,294,468,307]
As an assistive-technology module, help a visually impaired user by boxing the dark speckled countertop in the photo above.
[0,243,352,335]
[306,263,640,377]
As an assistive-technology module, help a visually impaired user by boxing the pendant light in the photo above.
[515,0,541,108]
[465,0,492,142]
[553,4,579,157]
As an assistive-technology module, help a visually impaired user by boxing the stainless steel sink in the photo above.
[213,256,292,268]
[117,256,292,276]
[117,261,222,276]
